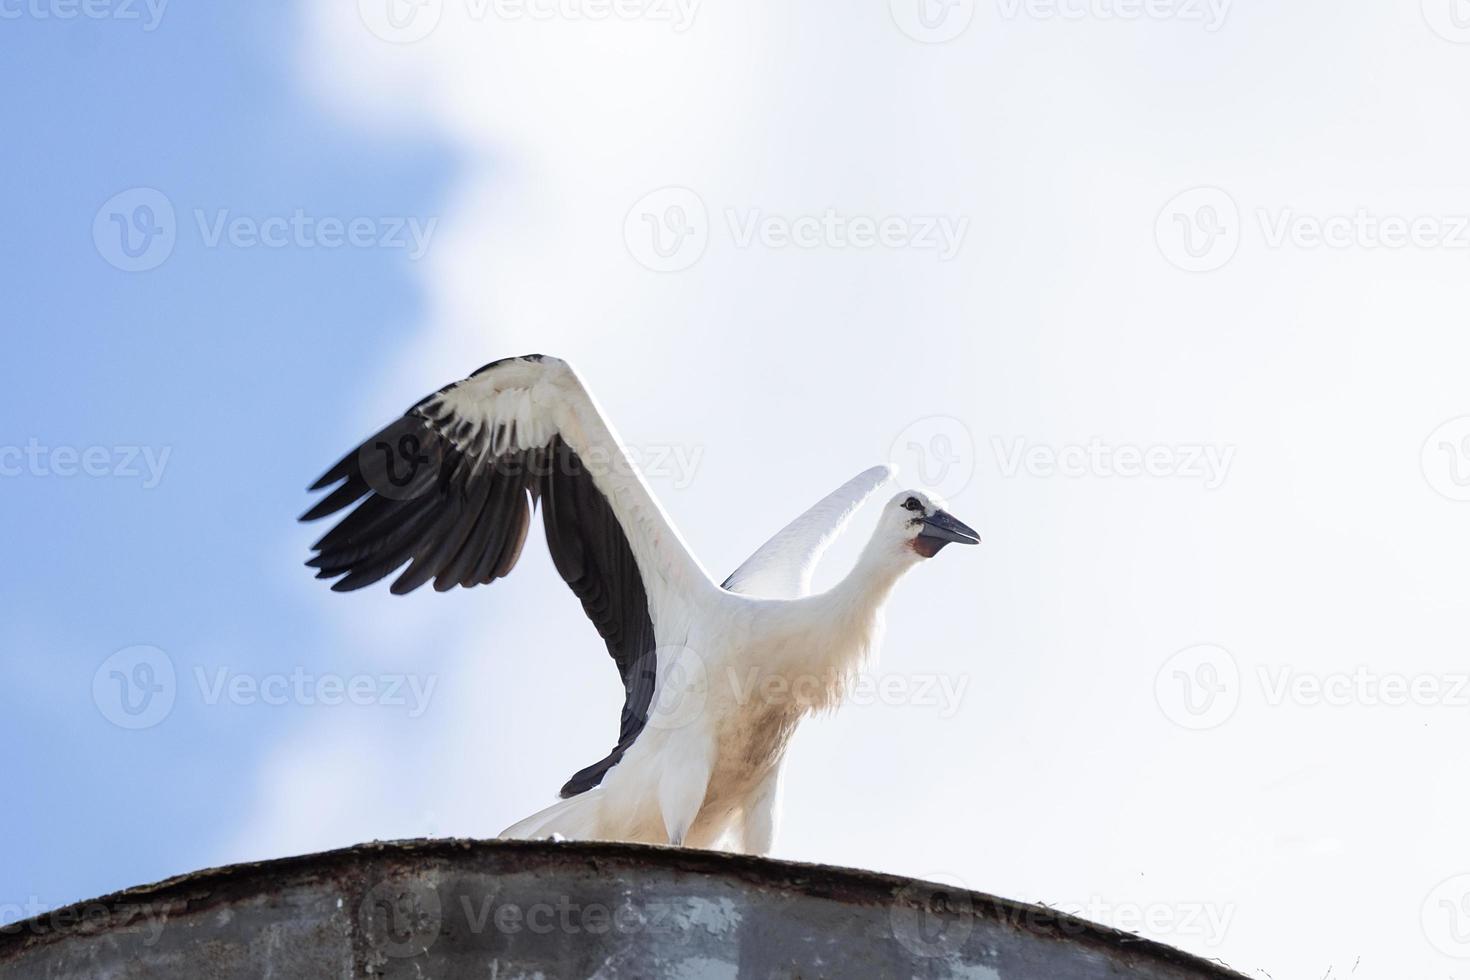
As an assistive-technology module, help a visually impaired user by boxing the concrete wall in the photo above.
[0,839,1246,979]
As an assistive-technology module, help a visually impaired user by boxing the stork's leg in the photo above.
[736,767,781,856]
[656,730,715,847]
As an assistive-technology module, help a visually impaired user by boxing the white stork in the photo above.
[301,354,978,854]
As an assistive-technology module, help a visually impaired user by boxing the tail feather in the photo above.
[499,789,605,841]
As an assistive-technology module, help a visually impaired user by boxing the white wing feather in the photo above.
[721,464,894,599]
[449,356,719,613]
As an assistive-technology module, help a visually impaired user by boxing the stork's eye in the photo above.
[902,496,923,512]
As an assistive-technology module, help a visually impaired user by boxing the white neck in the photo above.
[768,531,919,711]
[824,530,920,620]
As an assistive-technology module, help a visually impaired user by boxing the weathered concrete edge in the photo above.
[0,837,1252,978]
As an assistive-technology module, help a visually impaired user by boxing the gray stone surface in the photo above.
[0,839,1248,979]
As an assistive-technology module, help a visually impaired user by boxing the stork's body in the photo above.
[519,552,907,851]
[301,355,977,853]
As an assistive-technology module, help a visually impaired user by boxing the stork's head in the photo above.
[883,490,980,558]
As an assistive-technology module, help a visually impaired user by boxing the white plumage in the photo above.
[302,354,978,854]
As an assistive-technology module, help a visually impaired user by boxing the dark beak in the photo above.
[917,510,980,553]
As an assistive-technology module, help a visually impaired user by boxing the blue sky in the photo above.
[0,3,453,909]
[6,4,1470,978]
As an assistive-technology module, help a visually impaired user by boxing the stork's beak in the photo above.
[911,511,981,555]
[917,510,980,550]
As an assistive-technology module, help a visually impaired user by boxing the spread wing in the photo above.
[300,354,714,796]
[721,464,894,599]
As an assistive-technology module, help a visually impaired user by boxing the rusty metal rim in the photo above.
[0,837,1250,977]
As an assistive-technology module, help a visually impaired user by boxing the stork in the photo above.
[301,354,978,854]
